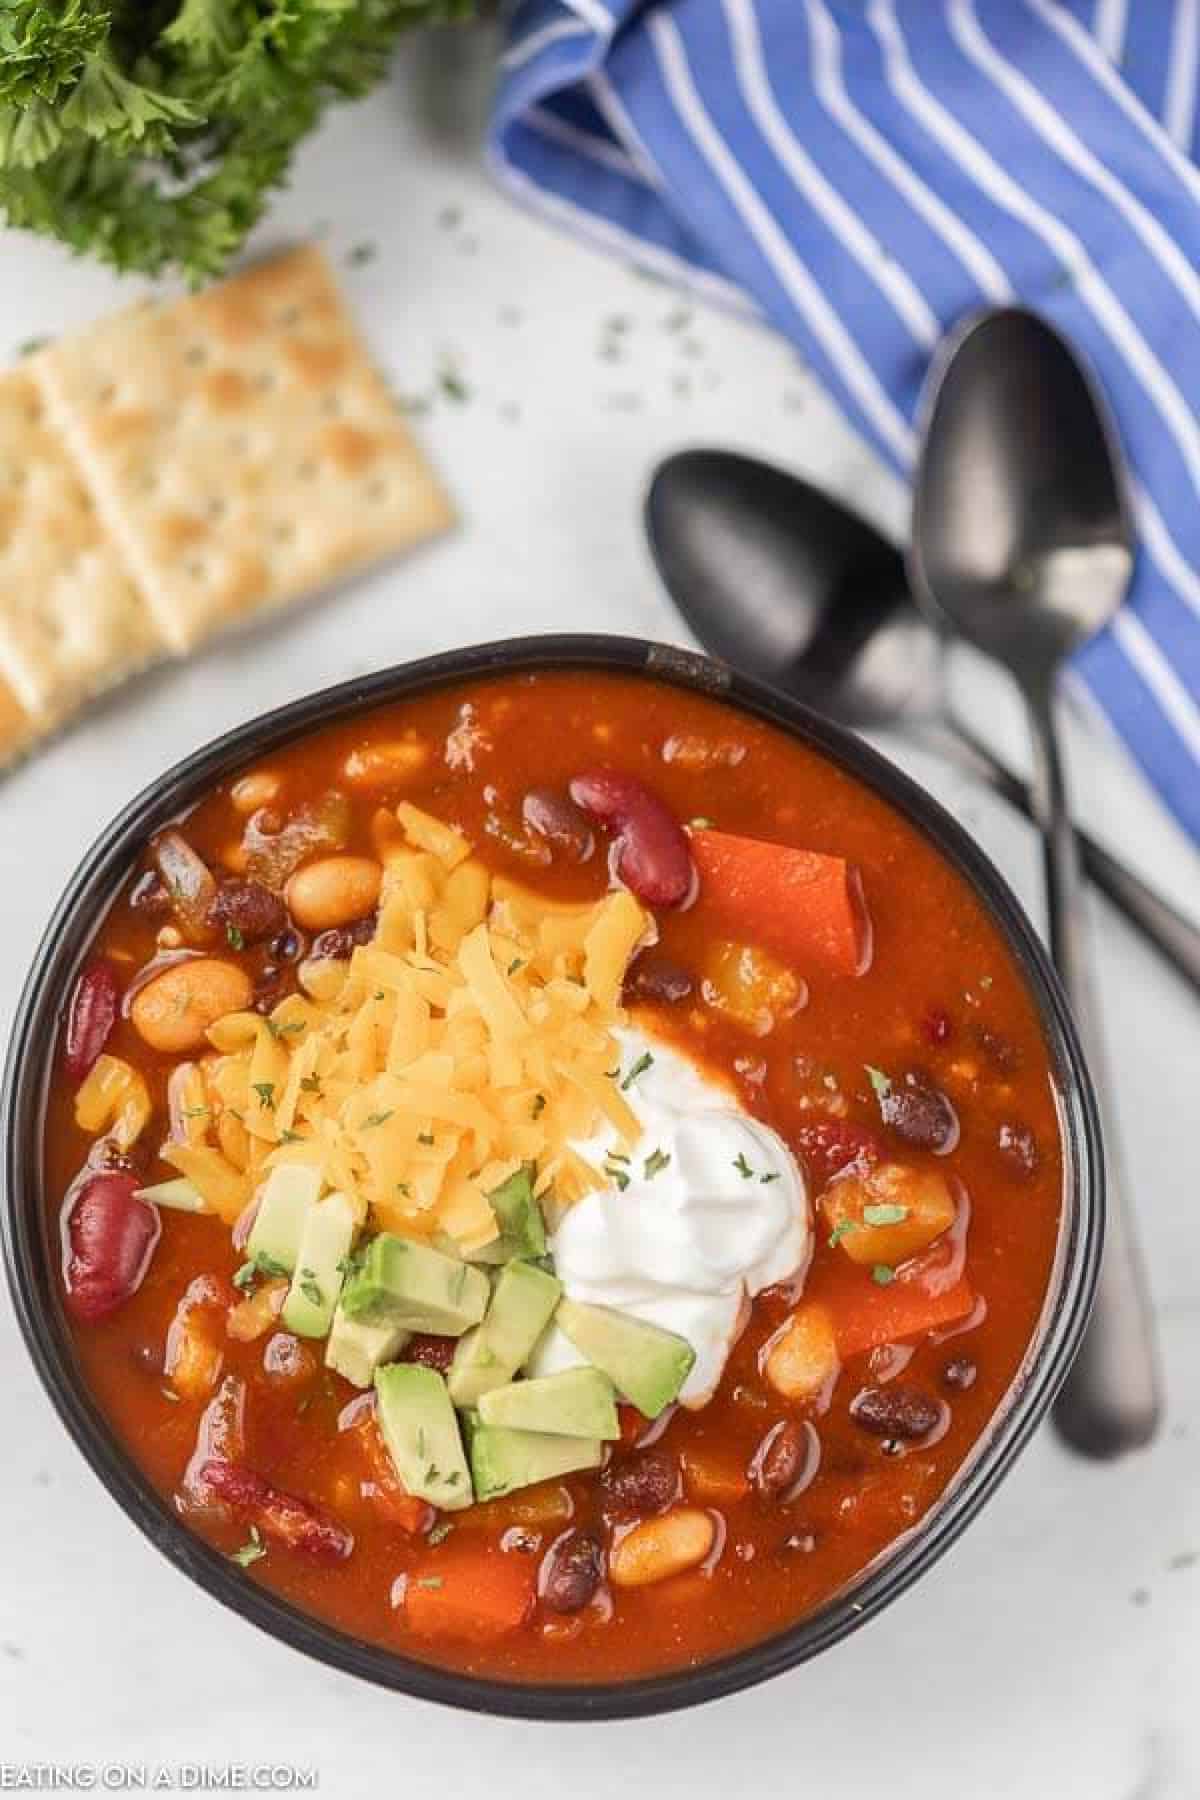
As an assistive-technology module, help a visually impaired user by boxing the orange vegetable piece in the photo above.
[833,1274,976,1360]
[690,829,867,976]
[680,1444,751,1506]
[404,1545,536,1641]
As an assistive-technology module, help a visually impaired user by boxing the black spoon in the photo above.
[912,307,1160,1459]
[645,449,1200,996]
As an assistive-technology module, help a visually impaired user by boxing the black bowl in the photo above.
[2,634,1103,1720]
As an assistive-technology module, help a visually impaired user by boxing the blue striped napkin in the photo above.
[491,0,1200,844]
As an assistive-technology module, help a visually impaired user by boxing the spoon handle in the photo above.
[1023,683,1162,1459]
[931,718,1200,998]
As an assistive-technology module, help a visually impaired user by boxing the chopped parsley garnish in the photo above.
[508,958,525,976]
[621,1051,654,1091]
[279,1128,303,1144]
[225,924,245,951]
[531,1093,546,1118]
[418,1132,434,1146]
[643,1147,671,1180]
[733,1152,755,1180]
[182,1104,210,1119]
[299,1075,322,1095]
[395,1181,412,1198]
[871,1264,896,1286]
[760,1171,781,1184]
[266,1018,304,1040]
[828,1220,857,1249]
[862,1203,909,1227]
[232,1250,288,1292]
[865,1065,892,1100]
[426,1522,454,1547]
[252,1081,276,1111]
[605,1162,631,1192]
[298,1269,324,1308]
[230,1527,266,1569]
[363,1110,393,1129]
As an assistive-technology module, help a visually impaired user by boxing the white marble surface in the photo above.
[1,31,1198,1799]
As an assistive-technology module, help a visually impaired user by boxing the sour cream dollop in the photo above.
[530,1032,810,1406]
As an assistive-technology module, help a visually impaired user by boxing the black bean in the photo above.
[601,1450,679,1516]
[850,1385,944,1442]
[129,870,171,919]
[310,914,378,960]
[623,953,694,1005]
[751,1420,806,1499]
[541,1531,604,1613]
[522,788,595,863]
[269,928,305,964]
[207,878,287,946]
[876,1069,959,1154]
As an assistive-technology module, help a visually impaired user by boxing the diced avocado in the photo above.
[434,1168,548,1266]
[478,1368,620,1440]
[281,1190,356,1339]
[340,1233,489,1336]
[487,1167,547,1260]
[447,1260,562,1408]
[325,1306,408,1388]
[247,1164,322,1274]
[556,1299,695,1418]
[374,1363,472,1511]
[462,1412,603,1502]
[134,1177,208,1214]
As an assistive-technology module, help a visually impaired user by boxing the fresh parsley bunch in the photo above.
[0,0,475,283]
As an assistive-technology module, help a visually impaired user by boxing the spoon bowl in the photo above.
[910,309,1134,672]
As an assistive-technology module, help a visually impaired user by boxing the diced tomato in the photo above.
[403,1544,536,1641]
[690,829,868,976]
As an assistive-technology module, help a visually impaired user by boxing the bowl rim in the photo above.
[1,632,1103,1721]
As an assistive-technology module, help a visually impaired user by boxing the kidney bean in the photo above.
[997,1121,1039,1179]
[876,1070,959,1155]
[623,953,694,1005]
[309,914,377,962]
[521,788,595,863]
[943,1357,977,1392]
[61,1172,161,1323]
[207,878,287,946]
[791,1119,880,1186]
[600,1449,679,1517]
[269,928,305,964]
[568,770,695,909]
[541,1530,604,1613]
[850,1385,944,1442]
[402,1333,456,1375]
[750,1420,807,1500]
[129,870,171,919]
[63,959,119,1082]
[197,1459,353,1563]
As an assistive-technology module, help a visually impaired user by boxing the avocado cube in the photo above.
[326,1306,409,1389]
[341,1234,489,1336]
[477,1367,620,1440]
[374,1364,472,1511]
[281,1190,355,1339]
[447,1260,562,1409]
[556,1299,695,1417]
[462,1413,603,1502]
[246,1164,321,1274]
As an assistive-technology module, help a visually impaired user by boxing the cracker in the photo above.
[33,246,454,651]
[0,366,162,722]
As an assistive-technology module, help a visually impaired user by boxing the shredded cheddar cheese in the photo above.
[156,802,655,1253]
